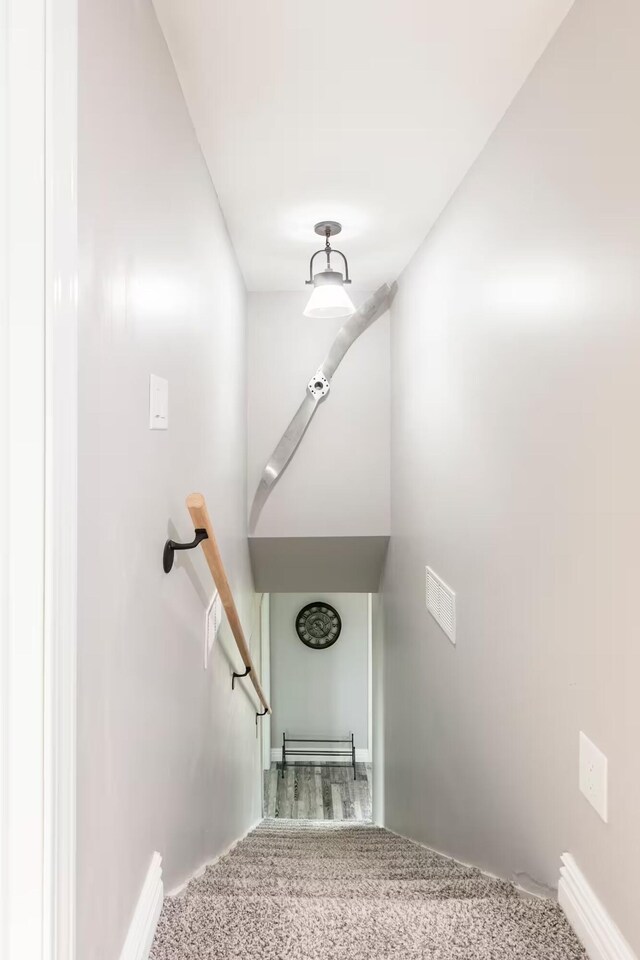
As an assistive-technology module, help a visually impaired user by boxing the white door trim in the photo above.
[1,0,78,957]
[367,593,373,759]
[1,2,47,956]
[260,594,271,772]
[43,0,78,957]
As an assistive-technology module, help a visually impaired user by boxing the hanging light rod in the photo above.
[303,221,355,319]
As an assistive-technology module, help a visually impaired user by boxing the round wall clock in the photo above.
[295,602,342,650]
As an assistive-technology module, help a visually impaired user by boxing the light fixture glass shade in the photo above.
[303,271,355,319]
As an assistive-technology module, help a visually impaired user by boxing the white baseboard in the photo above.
[167,818,263,898]
[269,748,370,763]
[119,852,163,960]
[559,854,636,960]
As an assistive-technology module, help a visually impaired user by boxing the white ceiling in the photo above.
[152,0,573,292]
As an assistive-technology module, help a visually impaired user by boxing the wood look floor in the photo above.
[263,762,372,820]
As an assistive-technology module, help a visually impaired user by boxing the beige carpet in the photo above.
[150,819,586,959]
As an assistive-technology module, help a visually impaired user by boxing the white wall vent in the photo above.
[425,567,456,645]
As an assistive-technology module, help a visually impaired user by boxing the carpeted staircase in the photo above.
[150,819,586,959]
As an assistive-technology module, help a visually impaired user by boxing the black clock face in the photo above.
[296,602,342,650]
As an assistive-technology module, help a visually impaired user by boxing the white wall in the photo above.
[247,292,390,538]
[270,593,369,751]
[77,1,260,958]
[383,0,640,952]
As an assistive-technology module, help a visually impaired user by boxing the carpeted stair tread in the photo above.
[212,861,479,879]
[152,890,584,960]
[225,849,476,866]
[232,840,455,856]
[187,873,518,902]
[150,820,586,959]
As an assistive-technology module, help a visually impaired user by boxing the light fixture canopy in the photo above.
[303,221,355,319]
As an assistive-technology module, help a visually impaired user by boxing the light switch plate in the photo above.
[579,731,608,823]
[149,374,168,429]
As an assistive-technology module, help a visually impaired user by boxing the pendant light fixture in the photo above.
[303,221,355,319]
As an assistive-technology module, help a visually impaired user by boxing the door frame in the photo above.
[259,593,271,774]
[367,593,373,762]
[1,1,78,957]
[44,0,78,955]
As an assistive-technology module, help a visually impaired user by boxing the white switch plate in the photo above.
[579,731,608,823]
[149,374,168,429]
[204,591,222,669]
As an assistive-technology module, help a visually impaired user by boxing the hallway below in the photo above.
[151,820,586,959]
[263,762,372,820]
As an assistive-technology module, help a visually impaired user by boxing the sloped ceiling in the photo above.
[153,0,574,291]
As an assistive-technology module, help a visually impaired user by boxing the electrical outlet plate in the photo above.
[579,731,608,823]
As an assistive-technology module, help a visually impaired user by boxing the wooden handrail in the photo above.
[185,493,271,714]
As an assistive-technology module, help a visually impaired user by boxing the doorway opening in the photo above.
[260,592,377,821]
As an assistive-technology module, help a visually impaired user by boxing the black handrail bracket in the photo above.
[232,664,251,690]
[163,528,208,573]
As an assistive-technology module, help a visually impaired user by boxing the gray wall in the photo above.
[383,0,640,952]
[247,292,390,538]
[77,1,260,957]
[249,536,389,593]
[270,594,369,750]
